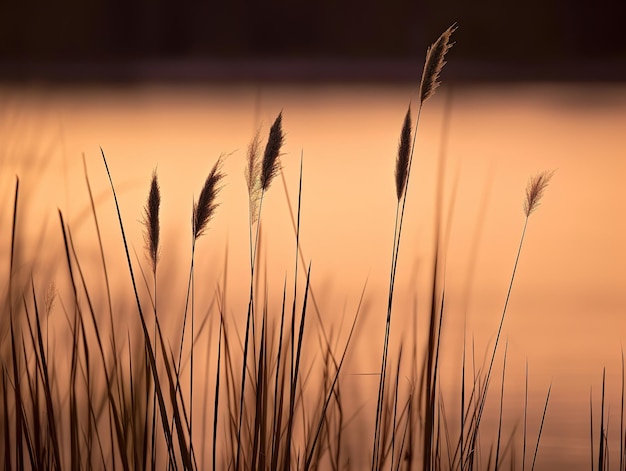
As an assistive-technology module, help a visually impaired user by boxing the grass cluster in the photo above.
[1,25,595,471]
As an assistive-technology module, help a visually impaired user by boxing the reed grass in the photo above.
[419,25,457,104]
[373,24,456,471]
[142,169,160,470]
[0,25,581,471]
[143,170,160,276]
[236,111,285,471]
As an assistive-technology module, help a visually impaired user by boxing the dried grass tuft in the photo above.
[246,128,263,224]
[524,170,555,217]
[143,169,161,273]
[194,156,225,239]
[395,105,412,200]
[260,112,284,192]
[419,24,457,104]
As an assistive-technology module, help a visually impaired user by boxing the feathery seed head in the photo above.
[245,128,263,224]
[143,169,160,273]
[419,24,456,104]
[395,105,412,200]
[260,112,284,192]
[523,170,554,217]
[193,156,225,239]
[44,281,57,316]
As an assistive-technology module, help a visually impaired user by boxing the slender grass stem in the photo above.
[599,369,606,471]
[523,359,529,471]
[531,383,552,471]
[235,189,264,470]
[101,148,193,470]
[494,340,508,471]
[373,103,424,471]
[475,216,529,433]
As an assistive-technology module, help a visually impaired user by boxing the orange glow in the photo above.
[1,82,625,469]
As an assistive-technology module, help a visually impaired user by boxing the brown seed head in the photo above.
[523,170,555,217]
[143,169,160,273]
[395,105,412,200]
[260,112,284,191]
[245,128,263,223]
[419,24,456,104]
[194,156,225,239]
[44,281,57,316]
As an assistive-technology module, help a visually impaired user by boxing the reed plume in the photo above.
[394,105,412,200]
[419,24,457,104]
[524,170,555,217]
[260,112,284,192]
[472,170,555,455]
[246,128,263,224]
[193,155,225,239]
[143,169,160,274]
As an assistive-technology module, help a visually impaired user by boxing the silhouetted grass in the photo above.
[0,26,571,471]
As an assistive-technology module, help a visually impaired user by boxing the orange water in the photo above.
[1,82,625,470]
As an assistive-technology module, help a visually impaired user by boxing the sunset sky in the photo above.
[1,2,625,469]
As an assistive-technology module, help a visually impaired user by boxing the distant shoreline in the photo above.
[1,58,626,84]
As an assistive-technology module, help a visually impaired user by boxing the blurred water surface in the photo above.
[1,82,625,470]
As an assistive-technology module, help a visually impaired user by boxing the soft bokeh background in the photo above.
[1,0,626,81]
[1,2,626,469]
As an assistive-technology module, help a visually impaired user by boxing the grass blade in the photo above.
[531,383,552,471]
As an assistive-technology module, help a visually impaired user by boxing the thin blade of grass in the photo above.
[30,280,62,471]
[9,316,24,470]
[212,320,223,471]
[494,340,509,471]
[9,176,19,316]
[390,346,403,471]
[531,383,552,471]
[61,217,131,471]
[619,346,626,469]
[304,278,367,470]
[2,370,12,471]
[598,369,606,471]
[270,280,288,470]
[590,387,594,471]
[523,359,529,471]
[284,262,312,469]
[100,148,193,470]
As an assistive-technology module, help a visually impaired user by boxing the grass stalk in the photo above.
[304,279,367,470]
[100,148,193,470]
[474,171,554,448]
[619,347,626,469]
[374,25,456,471]
[591,388,595,471]
[598,369,606,471]
[236,112,284,470]
[283,263,311,469]
[523,360,529,471]
[212,319,222,471]
[494,340,508,471]
[531,383,551,471]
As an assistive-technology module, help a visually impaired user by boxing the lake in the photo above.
[1,81,625,470]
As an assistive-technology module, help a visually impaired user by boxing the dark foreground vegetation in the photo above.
[5,26,617,471]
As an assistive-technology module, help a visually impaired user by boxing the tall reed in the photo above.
[171,155,225,464]
[373,24,456,471]
[466,170,555,469]
[237,112,284,470]
[143,169,160,469]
